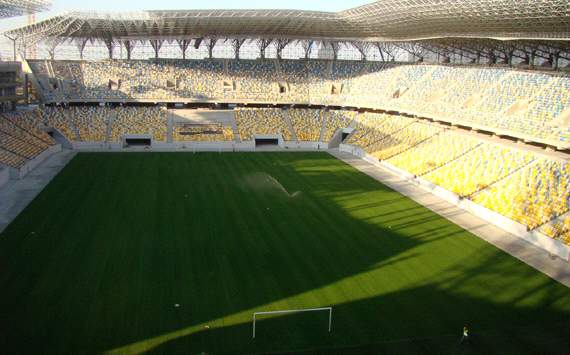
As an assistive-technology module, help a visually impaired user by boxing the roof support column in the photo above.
[257,39,272,59]
[205,38,217,59]
[232,39,245,60]
[76,38,88,60]
[276,39,291,60]
[301,40,313,60]
[150,40,163,59]
[330,42,340,61]
[178,39,190,60]
[103,38,114,59]
[123,40,135,60]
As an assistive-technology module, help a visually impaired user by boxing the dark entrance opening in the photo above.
[126,138,151,147]
[255,138,278,147]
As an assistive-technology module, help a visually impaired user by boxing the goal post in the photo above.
[252,307,332,339]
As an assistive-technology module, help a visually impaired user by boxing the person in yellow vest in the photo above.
[461,325,469,344]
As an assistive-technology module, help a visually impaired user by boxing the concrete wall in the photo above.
[13,144,62,179]
[0,167,9,188]
[339,144,570,261]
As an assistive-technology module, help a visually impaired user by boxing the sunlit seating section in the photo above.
[177,60,226,99]
[110,107,167,142]
[424,143,535,197]
[173,124,233,142]
[328,61,364,103]
[278,60,310,102]
[0,148,28,168]
[367,121,443,160]
[346,113,416,148]
[465,72,552,132]
[229,60,276,99]
[67,107,109,142]
[288,109,324,142]
[426,68,508,119]
[79,60,228,100]
[350,63,398,105]
[306,61,333,103]
[394,66,455,113]
[322,110,357,142]
[234,108,293,141]
[473,159,570,230]
[387,131,482,176]
[39,107,77,141]
[540,214,570,245]
[524,76,570,142]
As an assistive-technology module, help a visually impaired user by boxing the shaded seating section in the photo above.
[346,113,416,148]
[110,107,167,142]
[288,109,324,142]
[0,111,57,169]
[367,121,443,160]
[66,106,109,142]
[322,110,357,142]
[234,108,293,141]
[40,106,77,141]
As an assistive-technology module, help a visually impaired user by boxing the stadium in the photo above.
[1,0,570,353]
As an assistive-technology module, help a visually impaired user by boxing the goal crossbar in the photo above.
[252,307,332,338]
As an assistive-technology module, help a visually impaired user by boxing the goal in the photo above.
[252,307,332,338]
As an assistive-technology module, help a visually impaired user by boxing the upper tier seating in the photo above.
[29,59,570,145]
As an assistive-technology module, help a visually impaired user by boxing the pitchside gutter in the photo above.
[329,148,570,288]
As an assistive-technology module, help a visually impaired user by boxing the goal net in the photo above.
[252,307,332,338]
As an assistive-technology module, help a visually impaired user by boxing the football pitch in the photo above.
[1,152,569,354]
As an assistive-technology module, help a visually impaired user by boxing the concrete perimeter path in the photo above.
[329,149,570,288]
[0,149,76,233]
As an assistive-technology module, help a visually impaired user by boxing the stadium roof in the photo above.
[4,0,570,45]
[0,0,50,19]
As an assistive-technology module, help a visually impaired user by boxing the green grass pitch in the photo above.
[1,152,569,354]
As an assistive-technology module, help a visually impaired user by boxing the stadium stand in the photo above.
[473,158,570,230]
[28,60,570,146]
[110,107,167,142]
[287,108,324,142]
[0,111,56,169]
[422,143,536,197]
[387,131,483,176]
[173,124,234,142]
[234,108,293,141]
[322,110,357,142]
